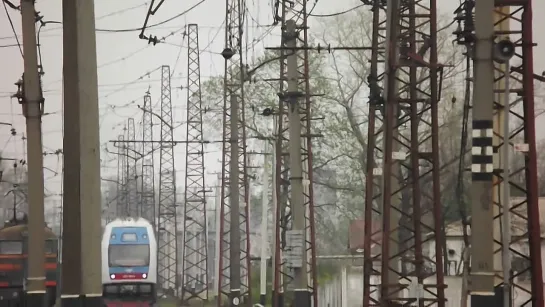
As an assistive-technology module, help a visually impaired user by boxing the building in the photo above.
[335,197,545,306]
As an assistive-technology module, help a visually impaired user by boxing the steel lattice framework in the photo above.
[491,1,544,304]
[141,94,156,226]
[126,117,140,218]
[375,0,446,305]
[157,65,178,295]
[272,1,318,306]
[217,0,251,304]
[362,1,387,304]
[181,23,209,303]
[116,134,128,217]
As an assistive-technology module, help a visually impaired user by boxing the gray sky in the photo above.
[0,0,544,213]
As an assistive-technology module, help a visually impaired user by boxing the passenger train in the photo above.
[101,218,157,306]
[0,214,58,307]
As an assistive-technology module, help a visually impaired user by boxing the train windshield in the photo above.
[0,241,22,254]
[45,240,58,254]
[108,244,149,267]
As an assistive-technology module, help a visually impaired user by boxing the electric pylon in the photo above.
[181,23,209,305]
[490,1,543,304]
[378,0,446,305]
[116,134,128,217]
[217,0,252,305]
[126,117,139,218]
[141,93,156,227]
[453,0,544,305]
[157,65,179,296]
[272,1,318,307]
[362,1,386,305]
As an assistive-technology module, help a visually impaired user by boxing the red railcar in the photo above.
[0,216,58,307]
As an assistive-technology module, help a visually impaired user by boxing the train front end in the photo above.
[101,218,157,307]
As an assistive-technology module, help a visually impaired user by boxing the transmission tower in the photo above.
[372,0,446,305]
[361,1,386,304]
[141,93,156,226]
[181,24,209,304]
[116,134,128,217]
[453,0,544,305]
[217,0,251,305]
[271,1,318,307]
[126,117,140,218]
[157,65,178,295]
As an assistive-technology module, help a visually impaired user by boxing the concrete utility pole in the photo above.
[470,0,496,304]
[19,0,46,304]
[453,1,544,305]
[259,140,271,306]
[271,1,319,306]
[284,19,308,306]
[217,0,251,304]
[61,0,103,304]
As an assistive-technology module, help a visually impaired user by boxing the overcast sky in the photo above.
[0,0,544,215]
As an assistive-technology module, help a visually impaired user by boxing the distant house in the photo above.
[346,197,545,297]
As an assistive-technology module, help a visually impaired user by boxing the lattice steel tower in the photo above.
[272,1,318,307]
[217,0,251,305]
[116,134,128,217]
[141,93,156,226]
[373,0,446,305]
[181,24,209,304]
[157,65,178,295]
[126,117,139,218]
[361,0,386,304]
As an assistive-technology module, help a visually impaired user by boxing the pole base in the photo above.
[294,289,311,307]
[259,293,266,306]
[470,293,496,306]
[25,291,45,307]
[271,291,284,307]
[229,289,241,307]
[61,295,103,307]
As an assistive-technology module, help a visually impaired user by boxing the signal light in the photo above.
[110,274,116,279]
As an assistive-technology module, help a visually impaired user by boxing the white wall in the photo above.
[319,233,545,307]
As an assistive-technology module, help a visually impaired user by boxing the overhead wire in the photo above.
[456,49,472,275]
[102,0,206,33]
[308,4,365,17]
[2,0,22,57]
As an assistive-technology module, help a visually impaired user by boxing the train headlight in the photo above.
[110,274,116,279]
[142,273,147,279]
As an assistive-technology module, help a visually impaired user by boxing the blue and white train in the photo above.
[101,218,157,306]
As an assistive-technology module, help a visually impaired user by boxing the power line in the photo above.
[308,4,364,17]
[2,0,22,56]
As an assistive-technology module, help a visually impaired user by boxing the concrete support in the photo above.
[61,0,103,305]
[20,0,46,304]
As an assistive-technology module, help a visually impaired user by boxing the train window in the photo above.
[108,244,150,267]
[0,241,23,254]
[121,233,137,242]
[45,240,58,254]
